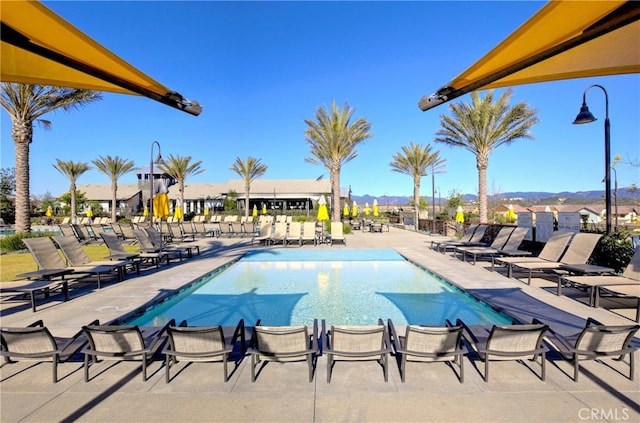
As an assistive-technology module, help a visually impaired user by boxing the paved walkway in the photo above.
[1,226,638,422]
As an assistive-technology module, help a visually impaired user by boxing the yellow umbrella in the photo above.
[143,207,149,217]
[364,202,370,216]
[343,204,350,217]
[352,200,358,217]
[373,199,379,217]
[253,205,258,218]
[153,181,170,220]
[45,205,53,217]
[86,206,93,218]
[506,205,517,221]
[173,205,183,221]
[262,204,267,215]
[204,207,209,216]
[455,206,465,223]
[317,196,329,222]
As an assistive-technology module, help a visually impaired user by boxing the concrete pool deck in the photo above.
[1,226,638,422]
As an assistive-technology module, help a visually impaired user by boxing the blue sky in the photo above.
[1,1,639,200]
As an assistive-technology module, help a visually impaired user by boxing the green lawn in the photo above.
[0,244,139,282]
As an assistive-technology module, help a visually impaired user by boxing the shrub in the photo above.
[0,231,59,253]
[589,228,634,273]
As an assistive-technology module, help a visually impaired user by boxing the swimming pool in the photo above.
[127,249,513,327]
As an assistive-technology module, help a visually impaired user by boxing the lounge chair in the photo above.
[147,227,199,258]
[287,221,302,246]
[98,232,149,273]
[270,222,288,246]
[457,319,548,382]
[248,319,319,382]
[252,222,273,246]
[1,319,98,382]
[329,221,346,246]
[430,224,478,251]
[301,222,317,245]
[508,233,602,284]
[53,235,126,283]
[21,238,120,289]
[492,231,574,278]
[387,319,465,383]
[133,229,175,264]
[455,226,516,263]
[536,317,639,381]
[82,320,174,382]
[558,249,640,315]
[163,319,246,383]
[324,320,392,382]
[435,225,489,254]
[0,279,69,312]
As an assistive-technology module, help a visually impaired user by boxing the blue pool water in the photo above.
[128,249,513,327]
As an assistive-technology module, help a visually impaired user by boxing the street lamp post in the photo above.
[149,140,163,227]
[572,84,611,235]
[611,165,618,231]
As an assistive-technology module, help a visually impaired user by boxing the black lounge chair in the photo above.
[0,279,69,312]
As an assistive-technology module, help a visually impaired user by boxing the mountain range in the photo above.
[352,187,639,206]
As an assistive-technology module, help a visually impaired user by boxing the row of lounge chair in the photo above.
[435,225,639,322]
[254,221,346,246]
[2,317,637,384]
[2,227,200,312]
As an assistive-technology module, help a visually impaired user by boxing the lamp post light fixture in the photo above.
[149,140,163,227]
[572,84,611,235]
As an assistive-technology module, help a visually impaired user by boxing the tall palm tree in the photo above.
[304,100,373,222]
[1,84,101,232]
[53,159,91,221]
[230,157,268,218]
[158,154,204,217]
[435,89,538,223]
[390,142,446,231]
[92,155,136,223]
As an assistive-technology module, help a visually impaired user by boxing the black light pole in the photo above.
[149,140,163,227]
[573,84,611,235]
[611,165,618,231]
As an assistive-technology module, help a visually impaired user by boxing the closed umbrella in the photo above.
[143,207,149,217]
[352,200,358,217]
[262,204,267,215]
[153,180,170,220]
[204,207,209,216]
[455,206,465,223]
[507,205,516,221]
[317,195,329,222]
[253,205,258,218]
[45,205,53,217]
[173,205,183,221]
[343,204,350,217]
[86,206,93,218]
[373,199,379,217]
[364,202,370,216]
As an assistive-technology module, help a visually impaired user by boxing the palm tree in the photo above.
[435,89,538,223]
[0,83,101,232]
[53,159,91,221]
[230,157,268,218]
[158,155,204,218]
[92,155,136,223]
[304,100,373,222]
[390,142,446,231]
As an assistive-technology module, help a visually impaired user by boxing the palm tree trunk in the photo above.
[478,165,488,223]
[13,122,32,233]
[330,166,341,222]
[111,180,118,223]
[414,179,420,231]
[70,181,77,220]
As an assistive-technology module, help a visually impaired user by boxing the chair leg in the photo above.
[540,352,546,382]
[52,356,59,383]
[573,356,580,382]
[400,355,406,383]
[383,353,388,382]
[484,359,490,382]
[165,355,171,383]
[630,352,635,381]
[142,356,148,381]
[250,355,256,382]
[307,354,313,382]
[223,355,229,382]
[458,354,464,383]
[84,354,90,382]
[327,355,332,383]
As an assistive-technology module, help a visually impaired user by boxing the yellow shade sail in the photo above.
[1,0,202,116]
[419,1,640,111]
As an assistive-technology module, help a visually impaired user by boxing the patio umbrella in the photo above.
[343,204,350,217]
[143,207,149,217]
[173,205,183,221]
[153,180,170,220]
[373,199,379,217]
[86,206,93,219]
[507,205,517,221]
[253,205,258,218]
[317,195,329,223]
[455,206,465,223]
[45,205,52,217]
[262,204,267,215]
[364,202,370,216]
[352,200,358,217]
[204,207,209,216]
